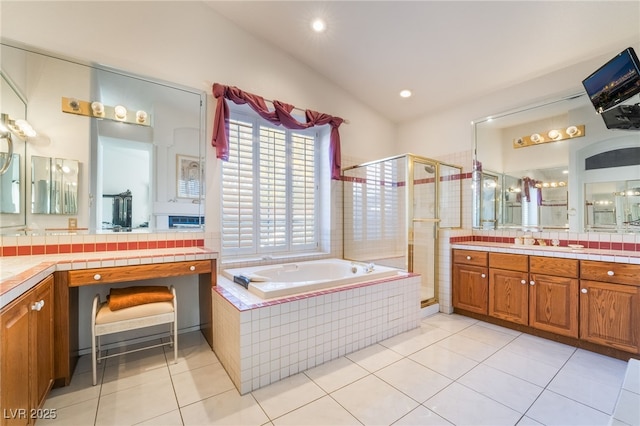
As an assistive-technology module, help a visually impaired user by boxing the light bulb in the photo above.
[136,110,148,123]
[114,105,127,120]
[91,101,105,116]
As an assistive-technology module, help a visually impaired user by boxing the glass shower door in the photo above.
[410,159,439,305]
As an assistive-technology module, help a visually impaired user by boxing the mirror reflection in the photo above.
[585,180,640,231]
[31,156,79,215]
[0,42,206,234]
[474,91,640,233]
[0,70,27,228]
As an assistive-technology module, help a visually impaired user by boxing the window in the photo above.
[221,112,319,257]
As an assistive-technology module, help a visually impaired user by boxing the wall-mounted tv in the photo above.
[582,47,640,113]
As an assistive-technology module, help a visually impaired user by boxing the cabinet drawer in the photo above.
[580,261,640,286]
[530,256,579,278]
[489,253,528,272]
[453,249,488,267]
[68,260,212,287]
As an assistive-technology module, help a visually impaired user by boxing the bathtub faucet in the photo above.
[351,261,375,273]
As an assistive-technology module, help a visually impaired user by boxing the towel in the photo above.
[108,286,174,311]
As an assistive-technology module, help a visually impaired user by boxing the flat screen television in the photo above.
[582,47,640,113]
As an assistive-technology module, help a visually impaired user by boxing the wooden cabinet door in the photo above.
[453,264,488,314]
[32,276,54,410]
[580,280,640,354]
[489,268,529,325]
[1,296,31,426]
[530,273,578,338]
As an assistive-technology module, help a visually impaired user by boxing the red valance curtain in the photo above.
[211,83,345,180]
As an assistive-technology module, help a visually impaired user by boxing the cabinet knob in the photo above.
[481,274,486,278]
[466,256,472,260]
[31,300,44,311]
[189,265,196,271]
[607,270,614,276]
[581,288,588,294]
[521,280,526,285]
[529,281,535,286]
[93,274,102,281]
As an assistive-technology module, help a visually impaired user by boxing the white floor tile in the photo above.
[424,382,522,426]
[375,358,452,403]
[422,313,477,333]
[434,333,501,362]
[168,342,221,376]
[503,334,575,369]
[172,362,236,407]
[303,356,369,393]
[101,363,171,396]
[484,347,561,387]
[547,367,622,414]
[622,359,640,394]
[181,389,269,426]
[251,373,326,419]
[409,345,478,380]
[331,375,418,425]
[612,389,640,426]
[379,324,453,356]
[134,409,183,425]
[95,376,179,426]
[458,323,520,347]
[393,405,453,426]
[525,390,611,426]
[458,364,543,413]
[43,370,101,409]
[36,398,98,426]
[346,343,404,372]
[272,395,360,426]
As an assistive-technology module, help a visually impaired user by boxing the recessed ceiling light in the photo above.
[311,18,326,33]
[399,89,412,98]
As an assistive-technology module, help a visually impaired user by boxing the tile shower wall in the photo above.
[213,275,421,394]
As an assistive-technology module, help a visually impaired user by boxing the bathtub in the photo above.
[222,258,400,299]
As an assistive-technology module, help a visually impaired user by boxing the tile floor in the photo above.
[40,313,636,426]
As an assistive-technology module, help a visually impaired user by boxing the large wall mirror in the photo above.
[0,69,28,229]
[474,92,640,233]
[0,42,206,234]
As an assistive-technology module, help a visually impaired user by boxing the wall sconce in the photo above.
[61,97,150,127]
[513,124,585,149]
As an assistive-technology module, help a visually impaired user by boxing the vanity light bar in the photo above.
[61,97,150,127]
[513,124,585,149]
[1,113,37,139]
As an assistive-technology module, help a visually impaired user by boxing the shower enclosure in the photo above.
[343,154,462,306]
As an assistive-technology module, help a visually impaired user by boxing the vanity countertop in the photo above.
[451,241,640,264]
[0,247,218,309]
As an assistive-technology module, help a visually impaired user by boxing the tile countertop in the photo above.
[451,241,640,264]
[0,247,218,310]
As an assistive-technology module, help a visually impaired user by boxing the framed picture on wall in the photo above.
[176,154,202,199]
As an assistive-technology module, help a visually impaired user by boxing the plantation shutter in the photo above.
[222,119,255,254]
[291,133,316,248]
[258,127,287,250]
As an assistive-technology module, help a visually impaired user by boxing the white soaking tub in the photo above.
[222,258,400,299]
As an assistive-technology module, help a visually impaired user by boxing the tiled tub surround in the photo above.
[213,272,421,394]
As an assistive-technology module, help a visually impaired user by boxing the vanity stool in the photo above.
[91,286,178,386]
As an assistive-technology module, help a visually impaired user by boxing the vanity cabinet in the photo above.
[1,275,54,425]
[488,253,529,325]
[580,261,640,354]
[452,250,488,314]
[529,256,579,338]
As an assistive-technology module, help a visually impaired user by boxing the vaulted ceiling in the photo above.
[205,1,640,123]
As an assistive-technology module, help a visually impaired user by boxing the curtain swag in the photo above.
[211,83,345,180]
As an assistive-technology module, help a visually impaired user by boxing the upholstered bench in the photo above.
[91,286,177,386]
